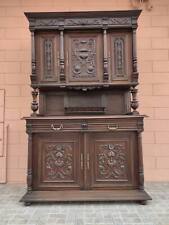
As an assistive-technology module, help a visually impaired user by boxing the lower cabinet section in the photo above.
[21,116,152,204]
[87,132,138,189]
[32,131,138,191]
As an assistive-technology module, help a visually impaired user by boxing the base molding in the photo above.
[20,189,152,204]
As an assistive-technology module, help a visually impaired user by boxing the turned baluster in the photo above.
[31,88,38,116]
[59,29,65,82]
[131,86,139,115]
[103,28,109,82]
[132,28,139,83]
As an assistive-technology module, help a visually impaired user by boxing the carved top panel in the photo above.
[66,32,102,82]
[25,10,141,30]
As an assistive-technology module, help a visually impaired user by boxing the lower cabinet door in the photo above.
[32,132,83,190]
[86,132,139,189]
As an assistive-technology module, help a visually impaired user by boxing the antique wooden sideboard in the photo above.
[21,10,151,205]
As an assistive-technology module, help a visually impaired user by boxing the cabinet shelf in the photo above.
[32,82,138,91]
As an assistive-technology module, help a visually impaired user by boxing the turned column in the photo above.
[59,29,65,82]
[103,28,109,82]
[131,28,139,83]
[30,29,39,116]
[138,130,144,190]
[26,124,33,193]
[30,30,36,84]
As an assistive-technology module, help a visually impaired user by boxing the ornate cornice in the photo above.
[25,10,141,31]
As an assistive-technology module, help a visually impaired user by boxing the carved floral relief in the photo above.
[43,143,73,181]
[97,143,128,180]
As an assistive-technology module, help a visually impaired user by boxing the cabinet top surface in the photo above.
[23,115,146,120]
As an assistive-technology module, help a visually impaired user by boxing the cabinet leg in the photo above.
[24,202,32,206]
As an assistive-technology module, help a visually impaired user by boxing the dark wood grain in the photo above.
[22,10,151,204]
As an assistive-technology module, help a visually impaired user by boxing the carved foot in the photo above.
[24,202,32,206]
[139,200,147,205]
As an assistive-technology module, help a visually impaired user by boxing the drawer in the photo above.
[26,116,143,133]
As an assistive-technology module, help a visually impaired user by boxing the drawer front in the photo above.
[27,117,142,133]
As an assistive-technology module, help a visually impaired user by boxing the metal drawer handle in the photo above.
[107,124,118,131]
[51,124,63,131]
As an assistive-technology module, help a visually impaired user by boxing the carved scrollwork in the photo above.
[44,143,73,181]
[33,17,131,28]
[97,143,127,180]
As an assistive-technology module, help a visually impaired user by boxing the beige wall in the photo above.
[0,0,169,183]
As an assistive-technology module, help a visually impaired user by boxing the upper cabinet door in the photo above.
[35,32,59,82]
[108,31,132,82]
[65,31,103,83]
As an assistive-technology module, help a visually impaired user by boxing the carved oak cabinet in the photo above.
[21,10,151,205]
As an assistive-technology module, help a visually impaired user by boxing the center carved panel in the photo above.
[96,143,128,180]
[43,143,73,181]
[70,37,97,80]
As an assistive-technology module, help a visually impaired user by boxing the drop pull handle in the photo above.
[107,124,118,131]
[51,124,63,131]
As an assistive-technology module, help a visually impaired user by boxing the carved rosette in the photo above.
[97,143,127,180]
[44,143,73,181]
[71,38,97,80]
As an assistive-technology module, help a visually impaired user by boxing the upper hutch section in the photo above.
[25,10,141,90]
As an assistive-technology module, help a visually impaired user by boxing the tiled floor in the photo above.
[0,183,169,225]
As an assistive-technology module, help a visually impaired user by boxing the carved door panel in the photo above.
[86,132,138,189]
[65,31,103,82]
[35,32,59,82]
[108,32,132,82]
[33,132,83,190]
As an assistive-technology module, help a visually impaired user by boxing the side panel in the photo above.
[108,31,132,82]
[35,32,59,82]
